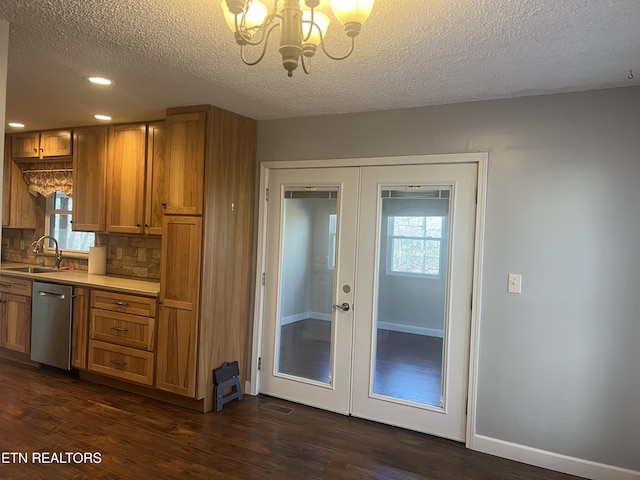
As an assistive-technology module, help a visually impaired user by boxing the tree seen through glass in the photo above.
[389,216,443,276]
[48,192,95,252]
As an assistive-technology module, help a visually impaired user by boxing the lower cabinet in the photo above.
[71,287,90,369]
[155,215,201,398]
[88,341,154,386]
[88,289,157,386]
[0,277,32,355]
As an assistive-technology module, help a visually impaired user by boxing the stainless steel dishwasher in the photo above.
[31,281,73,370]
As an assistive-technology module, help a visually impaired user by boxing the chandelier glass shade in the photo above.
[221,0,375,77]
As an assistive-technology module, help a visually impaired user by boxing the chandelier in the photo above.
[221,0,375,77]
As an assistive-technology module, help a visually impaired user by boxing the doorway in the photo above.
[253,155,486,442]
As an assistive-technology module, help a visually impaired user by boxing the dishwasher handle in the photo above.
[38,291,66,300]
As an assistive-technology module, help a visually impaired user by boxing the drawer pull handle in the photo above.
[0,283,12,288]
[109,359,128,366]
[112,301,129,307]
[110,327,129,333]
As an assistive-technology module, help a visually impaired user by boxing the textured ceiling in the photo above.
[0,0,639,131]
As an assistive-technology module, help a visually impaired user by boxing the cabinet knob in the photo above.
[137,223,142,227]
[161,202,167,208]
[144,224,149,227]
[33,148,38,153]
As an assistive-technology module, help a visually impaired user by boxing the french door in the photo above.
[259,167,359,414]
[260,162,478,441]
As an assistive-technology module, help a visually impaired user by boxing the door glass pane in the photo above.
[373,187,451,407]
[276,189,337,384]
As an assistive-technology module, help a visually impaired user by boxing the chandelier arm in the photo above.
[301,54,311,74]
[240,23,280,66]
[302,9,315,43]
[234,14,281,47]
[319,35,356,61]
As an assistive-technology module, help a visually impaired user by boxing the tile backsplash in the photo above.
[1,229,161,280]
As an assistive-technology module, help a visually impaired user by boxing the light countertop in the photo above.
[0,262,160,297]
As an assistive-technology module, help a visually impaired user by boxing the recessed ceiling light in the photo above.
[94,114,112,121]
[8,122,25,128]
[88,76,113,85]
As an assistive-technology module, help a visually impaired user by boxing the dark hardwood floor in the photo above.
[0,357,584,479]
[374,331,443,406]
[279,320,443,405]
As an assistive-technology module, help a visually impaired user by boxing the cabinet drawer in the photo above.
[90,309,155,351]
[88,340,154,386]
[0,277,32,296]
[91,290,157,317]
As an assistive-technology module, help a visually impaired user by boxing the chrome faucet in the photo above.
[32,235,63,268]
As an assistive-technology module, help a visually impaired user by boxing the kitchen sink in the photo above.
[5,266,66,274]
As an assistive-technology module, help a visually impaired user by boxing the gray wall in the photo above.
[279,198,311,319]
[257,86,640,472]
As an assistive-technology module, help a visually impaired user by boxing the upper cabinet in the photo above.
[72,126,107,232]
[2,136,11,225]
[12,130,72,160]
[144,122,166,235]
[163,108,206,215]
[2,135,42,229]
[105,122,166,235]
[106,124,147,234]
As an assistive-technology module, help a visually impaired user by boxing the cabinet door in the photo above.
[163,110,206,215]
[11,132,39,158]
[144,121,166,235]
[72,126,107,231]
[2,135,11,226]
[156,216,202,397]
[3,155,44,228]
[0,294,31,354]
[106,124,147,234]
[71,287,90,369]
[40,130,72,157]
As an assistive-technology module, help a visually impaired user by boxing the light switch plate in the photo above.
[508,274,522,294]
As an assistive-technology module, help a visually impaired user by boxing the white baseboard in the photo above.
[280,312,332,325]
[471,434,640,480]
[245,380,255,396]
[280,316,443,337]
[279,312,309,326]
[377,321,444,338]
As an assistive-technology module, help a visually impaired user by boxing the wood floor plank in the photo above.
[0,358,584,479]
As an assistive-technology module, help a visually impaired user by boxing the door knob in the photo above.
[332,302,350,312]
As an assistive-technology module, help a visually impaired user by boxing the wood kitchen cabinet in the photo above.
[144,121,166,235]
[2,135,42,229]
[155,105,256,411]
[71,287,90,369]
[12,130,72,159]
[106,124,147,234]
[72,126,107,231]
[162,109,206,215]
[0,277,32,355]
[88,290,157,386]
[2,136,10,224]
[105,121,166,235]
[156,215,201,397]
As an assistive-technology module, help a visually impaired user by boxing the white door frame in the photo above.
[249,152,488,448]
